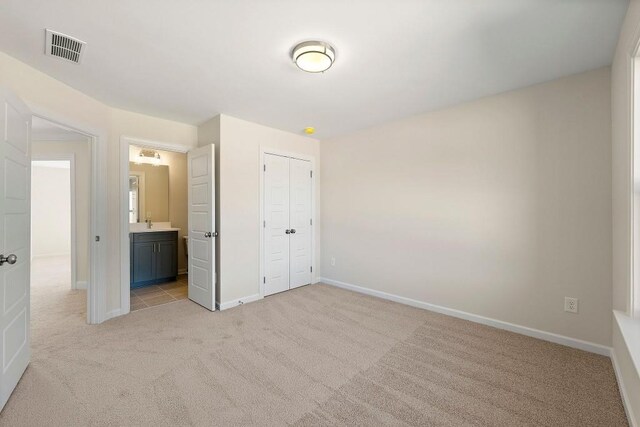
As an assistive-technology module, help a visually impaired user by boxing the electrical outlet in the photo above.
[564,297,578,313]
[331,257,336,266]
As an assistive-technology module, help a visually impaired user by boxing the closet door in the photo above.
[289,158,312,289]
[264,154,290,296]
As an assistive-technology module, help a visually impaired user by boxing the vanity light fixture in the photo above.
[292,41,335,73]
[137,149,162,166]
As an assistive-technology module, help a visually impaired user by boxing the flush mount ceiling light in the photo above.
[292,41,335,73]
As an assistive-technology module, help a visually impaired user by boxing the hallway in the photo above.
[31,255,86,338]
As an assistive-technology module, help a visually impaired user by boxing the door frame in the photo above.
[119,136,192,315]
[259,147,317,298]
[29,108,107,325]
[31,154,78,290]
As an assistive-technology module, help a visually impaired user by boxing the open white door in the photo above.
[187,144,216,311]
[0,89,31,411]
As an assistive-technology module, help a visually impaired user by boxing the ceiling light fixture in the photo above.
[137,149,162,166]
[292,41,335,73]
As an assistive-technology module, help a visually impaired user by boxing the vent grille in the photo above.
[45,29,86,63]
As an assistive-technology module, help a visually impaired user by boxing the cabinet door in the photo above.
[132,242,156,284]
[156,240,177,280]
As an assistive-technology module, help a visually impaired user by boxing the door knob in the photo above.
[204,232,212,238]
[290,229,296,234]
[285,229,291,234]
[0,254,17,266]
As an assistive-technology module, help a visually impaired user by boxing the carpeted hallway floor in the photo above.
[0,273,628,425]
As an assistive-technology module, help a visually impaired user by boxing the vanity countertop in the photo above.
[130,222,180,233]
[130,228,180,233]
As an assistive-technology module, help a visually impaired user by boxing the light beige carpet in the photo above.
[0,267,628,426]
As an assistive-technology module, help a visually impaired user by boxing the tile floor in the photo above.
[130,274,188,311]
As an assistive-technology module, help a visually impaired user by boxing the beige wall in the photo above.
[201,114,320,306]
[160,150,188,272]
[321,67,612,346]
[0,51,198,316]
[611,1,640,424]
[31,164,71,257]
[32,141,90,284]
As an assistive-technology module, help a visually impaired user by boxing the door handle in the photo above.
[0,254,17,266]
[290,229,296,234]
[285,229,290,234]
[205,232,212,238]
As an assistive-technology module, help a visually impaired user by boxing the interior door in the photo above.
[187,144,216,311]
[263,154,290,296]
[0,89,31,411]
[289,158,312,289]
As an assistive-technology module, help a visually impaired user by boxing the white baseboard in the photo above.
[104,308,124,321]
[76,281,87,290]
[611,348,638,427]
[178,268,188,275]
[217,293,262,311]
[320,277,611,356]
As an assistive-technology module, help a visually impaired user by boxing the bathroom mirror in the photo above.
[129,162,169,223]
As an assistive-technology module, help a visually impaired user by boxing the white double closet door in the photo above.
[264,153,312,296]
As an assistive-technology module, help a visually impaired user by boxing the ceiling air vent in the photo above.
[45,29,86,64]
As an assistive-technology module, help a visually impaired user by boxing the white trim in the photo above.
[320,277,612,356]
[615,310,640,375]
[76,281,87,290]
[32,153,76,290]
[120,136,195,318]
[217,293,262,311]
[104,308,124,321]
[29,106,108,325]
[258,147,317,298]
[611,347,638,427]
[122,135,191,154]
[627,16,640,320]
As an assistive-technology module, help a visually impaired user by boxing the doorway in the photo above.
[30,117,91,324]
[120,138,217,313]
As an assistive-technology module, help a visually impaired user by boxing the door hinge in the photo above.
[310,266,313,273]
[310,170,313,178]
[263,220,266,228]
[95,236,100,242]
[310,218,312,226]
[263,164,266,172]
[263,276,266,284]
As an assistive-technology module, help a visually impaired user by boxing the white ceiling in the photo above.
[0,0,629,139]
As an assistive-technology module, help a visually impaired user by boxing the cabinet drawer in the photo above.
[131,231,177,243]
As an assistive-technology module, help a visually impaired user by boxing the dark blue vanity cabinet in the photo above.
[130,231,178,288]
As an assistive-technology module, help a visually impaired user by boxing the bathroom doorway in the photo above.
[125,143,190,311]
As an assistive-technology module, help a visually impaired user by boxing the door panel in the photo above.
[263,154,290,296]
[289,158,312,289]
[0,89,31,411]
[188,145,215,310]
